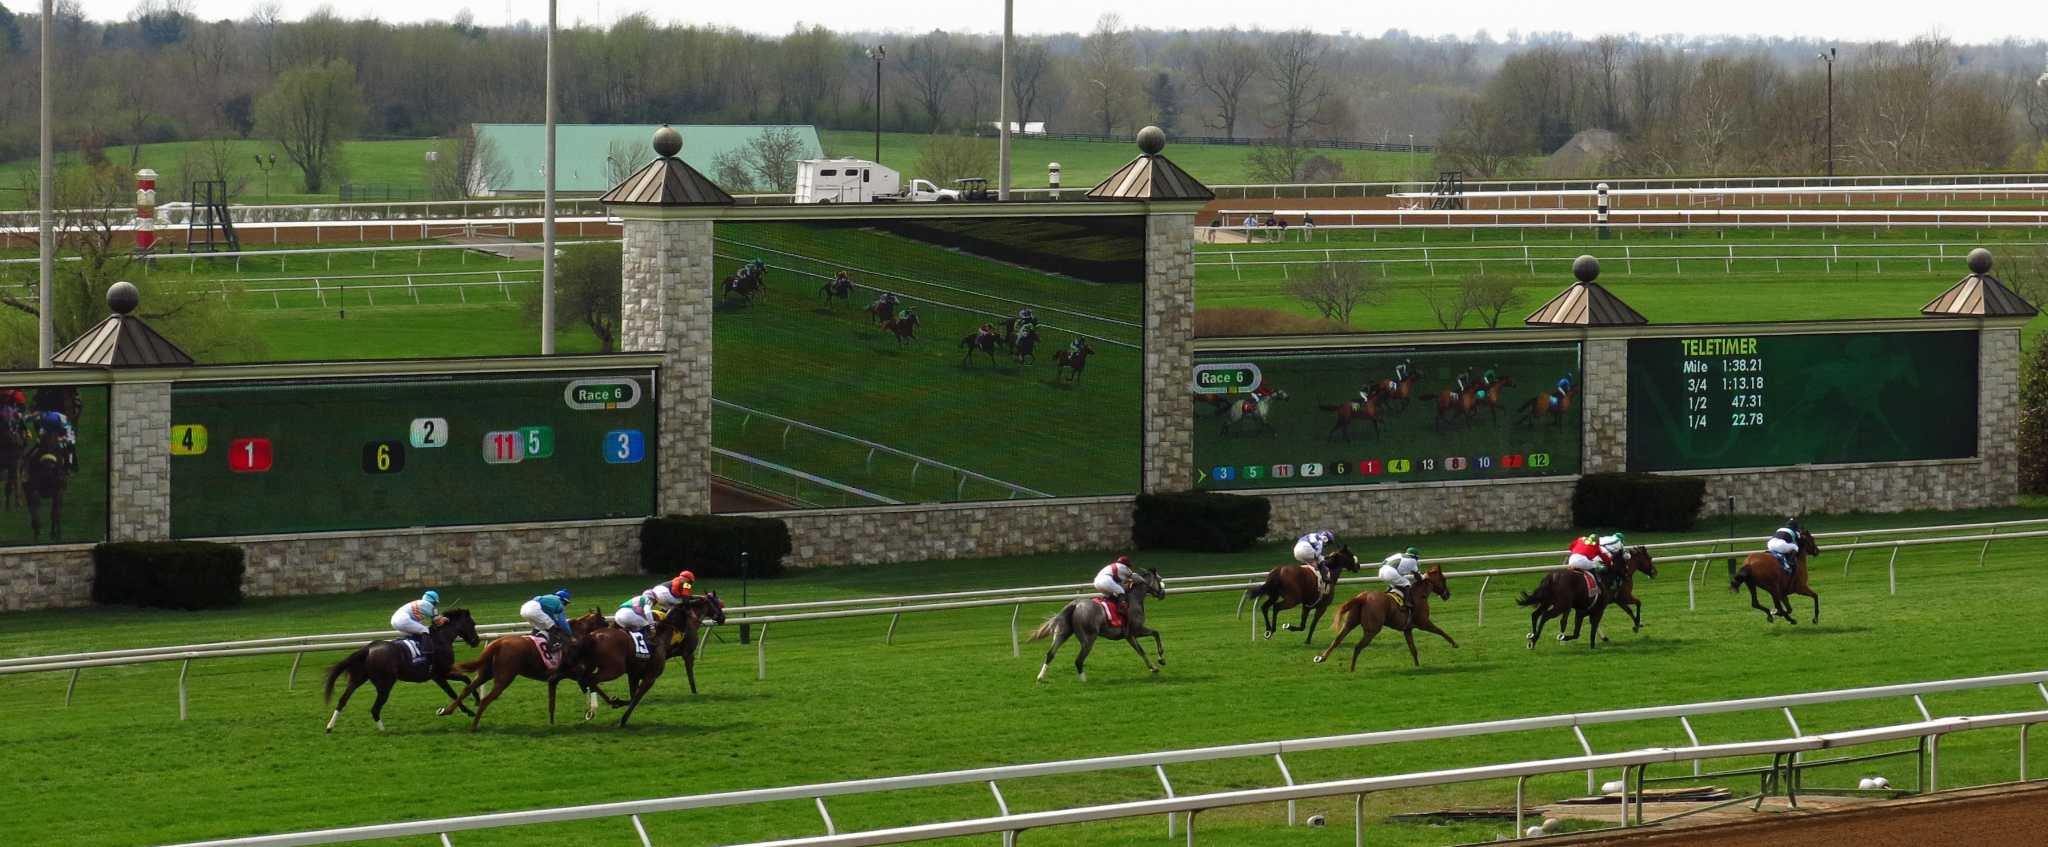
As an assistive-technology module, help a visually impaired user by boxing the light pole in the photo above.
[541,0,557,354]
[867,45,886,162]
[997,0,1013,200]
[37,0,53,367]
[1819,47,1836,180]
[252,153,277,202]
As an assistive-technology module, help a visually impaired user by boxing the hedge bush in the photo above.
[1132,492,1270,552]
[641,515,792,579]
[1571,473,1707,532]
[92,542,246,610]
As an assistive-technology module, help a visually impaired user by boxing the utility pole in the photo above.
[38,0,54,367]
[541,0,557,354]
[997,0,1013,200]
[867,46,886,163]
[1819,47,1837,180]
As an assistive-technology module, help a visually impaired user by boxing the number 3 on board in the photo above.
[170,424,208,456]
[605,429,645,464]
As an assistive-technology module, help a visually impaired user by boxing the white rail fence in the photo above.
[1199,247,2031,280]
[713,399,1049,502]
[6,519,2044,719]
[152,669,2048,847]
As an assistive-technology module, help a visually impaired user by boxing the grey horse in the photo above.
[1029,568,1166,682]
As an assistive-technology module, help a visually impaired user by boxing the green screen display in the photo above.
[1191,343,1583,490]
[1626,331,1978,471]
[0,386,109,546]
[170,371,657,536]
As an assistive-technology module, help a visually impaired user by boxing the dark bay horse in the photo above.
[441,610,607,731]
[819,274,854,303]
[1053,342,1096,383]
[1517,387,1576,427]
[1516,546,1654,649]
[659,593,726,695]
[1311,566,1456,670]
[881,312,921,345]
[323,609,480,733]
[556,603,694,727]
[1029,568,1165,682]
[1012,328,1041,364]
[1319,386,1386,441]
[960,332,999,367]
[22,428,69,541]
[1732,529,1821,624]
[722,270,765,304]
[1241,546,1360,643]
[0,404,25,509]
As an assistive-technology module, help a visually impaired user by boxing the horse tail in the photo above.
[1329,595,1366,633]
[1242,574,1278,604]
[323,645,369,706]
[1516,580,1549,607]
[1730,565,1751,593]
[1026,607,1066,643]
[454,640,498,675]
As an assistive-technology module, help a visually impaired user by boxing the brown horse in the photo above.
[323,609,480,733]
[880,311,920,345]
[1472,375,1514,421]
[1053,342,1096,382]
[1517,386,1576,427]
[960,331,1000,367]
[0,404,26,509]
[1221,390,1287,437]
[1311,566,1457,670]
[1375,367,1425,413]
[722,271,764,304]
[1432,383,1480,429]
[555,594,722,726]
[1606,550,1660,632]
[1516,546,1654,649]
[1732,529,1821,624]
[22,428,68,541]
[440,610,608,731]
[1241,546,1360,643]
[654,592,726,695]
[1319,386,1386,441]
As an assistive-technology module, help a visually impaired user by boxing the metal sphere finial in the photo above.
[1572,255,1600,284]
[1136,126,1166,156]
[107,281,140,316]
[651,125,682,159]
[1968,248,1993,275]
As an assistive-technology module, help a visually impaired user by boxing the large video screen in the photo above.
[170,371,658,536]
[1627,330,1978,471]
[710,216,1143,510]
[0,385,108,546]
[1191,343,1583,490]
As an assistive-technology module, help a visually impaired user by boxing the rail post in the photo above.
[65,668,80,706]
[178,659,191,721]
[1979,526,1995,567]
[1887,547,1900,595]
[885,613,901,645]
[1476,575,1490,626]
[755,623,768,680]
[629,814,652,847]
[1156,765,1177,838]
[288,652,303,690]
[2023,723,2033,782]
[1010,605,1021,657]
[814,797,836,835]
[1274,753,1297,825]
[1843,535,1860,575]
[1687,562,1698,610]
[1573,725,1596,794]
[989,781,1014,847]
[1681,716,1703,776]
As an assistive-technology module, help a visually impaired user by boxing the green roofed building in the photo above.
[470,123,823,195]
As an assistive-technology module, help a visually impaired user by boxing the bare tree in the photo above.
[901,30,958,131]
[1282,262,1382,327]
[1460,273,1524,328]
[1188,30,1259,137]
[603,138,643,186]
[1263,29,1330,143]
[742,127,806,193]
[1008,38,1052,126]
[1244,139,1308,183]
[1081,14,1139,135]
[254,59,364,193]
[1421,283,1472,329]
[711,149,757,194]
[915,134,995,183]
[427,125,507,199]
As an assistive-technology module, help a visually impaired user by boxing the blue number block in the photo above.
[604,429,646,464]
[1211,465,1236,482]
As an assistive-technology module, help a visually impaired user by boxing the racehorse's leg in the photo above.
[1148,628,1165,666]
[1417,619,1458,648]
[1747,580,1777,623]
[1348,625,1380,671]
[1290,600,1311,633]
[1527,605,1550,648]
[683,643,699,695]
[1774,587,1798,624]
[1315,610,1358,664]
[1402,628,1420,667]
[1036,613,1072,683]
[1588,607,1606,649]
[1618,597,1644,632]
[433,674,476,717]
[468,676,515,733]
[618,670,656,727]
[1562,606,1586,642]
[1303,601,1329,646]
[367,679,394,731]
[547,677,560,725]
[1124,634,1158,673]
[327,672,368,732]
[1072,633,1096,681]
[439,667,486,717]
[1799,588,1821,624]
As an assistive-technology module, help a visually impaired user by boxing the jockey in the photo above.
[1767,517,1803,573]
[897,306,916,323]
[1293,530,1336,567]
[1016,307,1035,328]
[1566,534,1613,577]
[1067,335,1087,356]
[613,591,659,637]
[1378,546,1422,606]
[390,590,443,644]
[1479,364,1501,393]
[520,589,574,651]
[977,322,996,342]
[1452,367,1474,397]
[833,270,852,290]
[648,570,696,610]
[1095,555,1137,617]
[876,291,899,314]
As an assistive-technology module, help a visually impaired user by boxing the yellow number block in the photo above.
[171,424,209,456]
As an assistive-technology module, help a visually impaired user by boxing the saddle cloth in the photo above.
[629,631,651,658]
[1772,552,1796,574]
[1091,597,1125,628]
[1578,570,1601,600]
[1386,589,1405,608]
[525,636,561,672]
[397,636,433,667]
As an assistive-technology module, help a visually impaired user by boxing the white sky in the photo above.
[61,0,2040,44]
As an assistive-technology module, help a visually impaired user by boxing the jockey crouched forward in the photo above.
[1565,532,1625,594]
[1293,530,1339,596]
[1094,555,1137,621]
[1378,547,1422,608]
[1767,517,1803,574]
[520,589,574,653]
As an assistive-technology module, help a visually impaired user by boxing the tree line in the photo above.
[0,2,2045,187]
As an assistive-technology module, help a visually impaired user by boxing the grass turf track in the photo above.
[708,221,1144,501]
[5,506,2048,847]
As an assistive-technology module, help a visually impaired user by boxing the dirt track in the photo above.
[1548,783,2048,846]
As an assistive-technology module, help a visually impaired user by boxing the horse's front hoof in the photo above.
[1312,655,1326,664]
[1262,632,1273,641]
[1150,667,1160,674]
[1557,633,1568,642]
[1077,672,1087,683]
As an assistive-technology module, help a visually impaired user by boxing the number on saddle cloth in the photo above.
[1773,552,1795,574]
[400,635,434,667]
[629,631,650,658]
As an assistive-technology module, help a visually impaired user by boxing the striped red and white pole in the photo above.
[135,168,158,251]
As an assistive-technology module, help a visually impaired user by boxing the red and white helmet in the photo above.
[677,570,695,582]
[1114,555,1132,566]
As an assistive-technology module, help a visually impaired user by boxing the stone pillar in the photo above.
[1581,337,1628,473]
[1142,211,1196,493]
[108,380,171,542]
[620,216,716,515]
[1977,326,2021,504]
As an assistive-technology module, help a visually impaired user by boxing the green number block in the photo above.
[519,426,555,459]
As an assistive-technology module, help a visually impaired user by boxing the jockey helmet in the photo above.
[1114,554,1132,566]
[1317,530,1335,544]
[678,570,695,582]
[1784,516,1801,530]
[670,577,689,595]
[1405,546,1420,556]
[554,589,571,603]
[422,590,440,605]
[39,411,63,428]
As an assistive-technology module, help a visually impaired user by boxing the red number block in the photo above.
[229,438,273,473]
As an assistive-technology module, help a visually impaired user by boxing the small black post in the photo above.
[738,551,751,644]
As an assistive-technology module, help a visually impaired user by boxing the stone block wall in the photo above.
[109,381,171,542]
[1976,328,2021,504]
[1143,212,1197,492]
[777,499,1133,566]
[0,547,95,612]
[620,217,715,515]
[235,521,643,598]
[1581,339,1627,474]
[1685,460,1998,517]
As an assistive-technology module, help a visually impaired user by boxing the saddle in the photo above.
[1091,596,1125,628]
[526,635,562,671]
[1385,588,1405,608]
[1577,570,1601,600]
[397,635,435,667]
[1771,552,1796,574]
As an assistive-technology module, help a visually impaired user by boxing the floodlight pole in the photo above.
[997,0,1013,200]
[37,0,54,368]
[1820,48,1836,180]
[541,0,557,354]
[867,46,886,163]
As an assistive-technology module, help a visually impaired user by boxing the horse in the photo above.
[1605,548,1660,632]
[1472,375,1514,421]
[1241,546,1360,643]
[880,312,921,345]
[819,274,854,303]
[661,592,726,695]
[22,428,68,541]
[1517,387,1576,427]
[722,271,765,305]
[867,298,899,325]
[322,609,481,733]
[1053,342,1096,383]
[1012,328,1041,364]
[1375,368,1425,413]
[1028,568,1165,682]
[1731,529,1822,624]
[1319,386,1386,441]
[0,404,26,509]
[960,331,1000,367]
[1515,546,1654,649]
[1221,390,1287,437]
[1433,376,1509,429]
[440,610,608,732]
[554,597,713,726]
[1311,566,1457,670]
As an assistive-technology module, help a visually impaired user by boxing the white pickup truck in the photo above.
[794,159,960,203]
